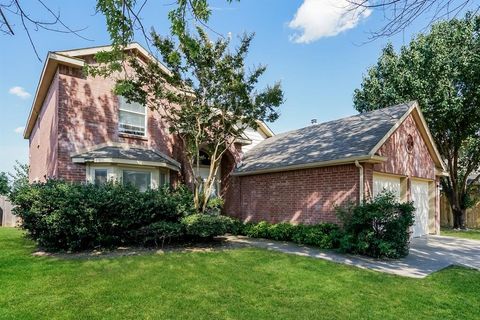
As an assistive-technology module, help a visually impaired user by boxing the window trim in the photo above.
[118,97,148,137]
[86,164,169,189]
[122,169,152,191]
[87,166,113,184]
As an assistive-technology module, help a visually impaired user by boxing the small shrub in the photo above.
[268,223,295,241]
[243,221,270,238]
[336,192,415,259]
[181,214,235,239]
[291,224,340,249]
[134,221,184,246]
[228,218,246,235]
[205,197,224,215]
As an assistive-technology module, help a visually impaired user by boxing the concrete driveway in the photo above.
[226,235,480,278]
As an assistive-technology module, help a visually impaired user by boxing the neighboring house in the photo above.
[25,44,446,237]
[0,196,18,227]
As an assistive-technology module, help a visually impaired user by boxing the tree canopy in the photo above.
[353,13,480,228]
[90,1,283,212]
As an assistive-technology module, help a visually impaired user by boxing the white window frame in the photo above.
[122,169,152,191]
[118,96,147,137]
[87,166,114,184]
[86,165,169,190]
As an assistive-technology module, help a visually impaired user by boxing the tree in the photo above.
[0,172,9,196]
[353,14,480,229]
[7,161,29,202]
[91,0,281,213]
[89,26,283,212]
[347,0,478,39]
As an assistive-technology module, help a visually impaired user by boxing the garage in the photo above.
[373,174,401,200]
[411,180,430,237]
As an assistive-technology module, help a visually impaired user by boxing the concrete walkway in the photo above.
[225,235,480,278]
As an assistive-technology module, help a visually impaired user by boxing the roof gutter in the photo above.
[355,160,364,202]
[232,155,387,176]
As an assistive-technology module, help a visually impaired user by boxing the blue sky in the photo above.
[0,0,437,173]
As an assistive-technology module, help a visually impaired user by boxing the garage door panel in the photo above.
[411,180,429,237]
[373,174,401,200]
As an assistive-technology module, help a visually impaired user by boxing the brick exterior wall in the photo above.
[226,164,360,224]
[29,70,59,182]
[373,114,435,180]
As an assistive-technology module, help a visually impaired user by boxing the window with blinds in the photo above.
[118,96,146,136]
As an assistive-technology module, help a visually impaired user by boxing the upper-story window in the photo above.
[118,96,147,136]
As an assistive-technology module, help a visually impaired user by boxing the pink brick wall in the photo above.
[55,62,176,182]
[29,70,59,182]
[373,114,435,180]
[229,164,360,224]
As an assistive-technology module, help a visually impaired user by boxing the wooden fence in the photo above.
[0,195,19,227]
[440,194,480,228]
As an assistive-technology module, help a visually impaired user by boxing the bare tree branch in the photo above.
[1,0,90,61]
[347,0,477,39]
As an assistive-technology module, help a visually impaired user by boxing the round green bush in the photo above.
[181,214,235,239]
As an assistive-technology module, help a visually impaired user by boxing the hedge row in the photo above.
[232,221,341,249]
[10,180,234,251]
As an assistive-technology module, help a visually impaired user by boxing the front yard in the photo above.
[441,228,480,241]
[1,228,480,320]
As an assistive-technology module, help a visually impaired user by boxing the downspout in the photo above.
[355,160,364,203]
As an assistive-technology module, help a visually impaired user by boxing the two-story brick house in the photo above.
[25,44,446,237]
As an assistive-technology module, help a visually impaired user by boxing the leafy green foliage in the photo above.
[353,14,480,228]
[336,192,415,259]
[91,0,283,213]
[181,214,235,239]
[239,221,341,249]
[0,172,9,196]
[11,180,195,251]
[134,221,184,246]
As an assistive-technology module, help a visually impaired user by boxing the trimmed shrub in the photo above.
[243,221,270,238]
[336,192,415,259]
[133,221,184,246]
[236,220,340,249]
[267,223,295,241]
[181,214,235,239]
[291,224,340,248]
[11,180,196,251]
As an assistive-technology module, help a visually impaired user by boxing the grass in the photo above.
[441,228,480,241]
[1,228,480,320]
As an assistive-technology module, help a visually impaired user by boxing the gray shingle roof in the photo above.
[235,102,414,174]
[73,146,180,169]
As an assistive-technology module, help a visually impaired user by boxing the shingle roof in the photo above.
[235,102,414,174]
[73,146,180,169]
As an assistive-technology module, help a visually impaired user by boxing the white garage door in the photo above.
[411,180,430,237]
[373,174,401,201]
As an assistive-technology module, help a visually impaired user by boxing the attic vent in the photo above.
[406,134,414,153]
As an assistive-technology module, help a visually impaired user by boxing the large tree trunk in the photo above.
[452,207,466,229]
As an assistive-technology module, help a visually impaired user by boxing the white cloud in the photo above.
[9,86,31,99]
[289,0,371,43]
[14,126,25,134]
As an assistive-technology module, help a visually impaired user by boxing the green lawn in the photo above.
[441,228,480,241]
[1,228,480,320]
